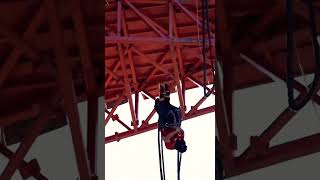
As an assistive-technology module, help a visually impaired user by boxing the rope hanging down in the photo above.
[158,126,166,180]
[158,126,184,180]
[201,0,215,97]
[177,151,182,180]
[286,0,320,111]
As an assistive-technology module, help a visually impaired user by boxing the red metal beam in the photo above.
[235,4,284,50]
[135,92,139,121]
[0,2,46,88]
[172,3,187,110]
[131,46,175,79]
[117,1,122,36]
[215,0,236,174]
[169,2,186,117]
[105,61,121,88]
[139,51,170,90]
[0,106,38,127]
[121,0,167,5]
[114,1,138,132]
[106,62,215,141]
[230,133,320,177]
[215,61,235,174]
[105,106,214,143]
[0,104,49,180]
[105,36,215,45]
[0,144,48,180]
[215,0,320,178]
[240,53,320,105]
[141,109,156,127]
[0,25,39,61]
[48,0,91,179]
[123,0,167,38]
[106,0,215,148]
[113,116,132,131]
[238,102,300,161]
[173,0,215,38]
[234,53,320,161]
[117,43,138,130]
[219,35,320,178]
[187,75,211,92]
[187,87,214,115]
[105,66,123,82]
[70,0,99,174]
[122,10,138,91]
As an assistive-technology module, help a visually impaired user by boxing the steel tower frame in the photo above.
[0,0,103,179]
[216,0,320,178]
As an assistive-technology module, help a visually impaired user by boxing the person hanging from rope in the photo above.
[155,83,187,153]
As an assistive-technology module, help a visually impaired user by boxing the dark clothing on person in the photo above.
[154,99,182,130]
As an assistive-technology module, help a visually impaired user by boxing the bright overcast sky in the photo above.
[105,87,215,180]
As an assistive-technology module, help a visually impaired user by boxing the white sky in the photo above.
[105,87,215,180]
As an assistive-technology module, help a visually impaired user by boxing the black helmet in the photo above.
[175,139,187,153]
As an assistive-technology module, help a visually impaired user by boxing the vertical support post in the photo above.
[135,92,139,121]
[0,127,5,146]
[215,61,234,175]
[118,44,138,130]
[215,0,236,174]
[69,0,100,175]
[117,1,122,37]
[48,0,91,179]
[116,1,137,130]
[169,2,185,117]
[217,0,234,139]
[182,81,186,109]
[121,11,138,92]
[172,3,187,110]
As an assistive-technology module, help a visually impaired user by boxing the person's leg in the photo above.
[159,83,170,102]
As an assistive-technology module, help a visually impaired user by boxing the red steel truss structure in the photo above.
[0,0,103,179]
[216,0,320,178]
[105,0,215,143]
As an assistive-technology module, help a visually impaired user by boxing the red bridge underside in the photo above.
[105,0,215,143]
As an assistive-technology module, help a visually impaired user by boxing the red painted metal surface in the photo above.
[216,0,320,178]
[105,0,215,143]
[0,0,104,179]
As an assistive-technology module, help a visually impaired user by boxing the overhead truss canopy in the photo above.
[216,0,320,178]
[0,0,104,179]
[105,0,215,143]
